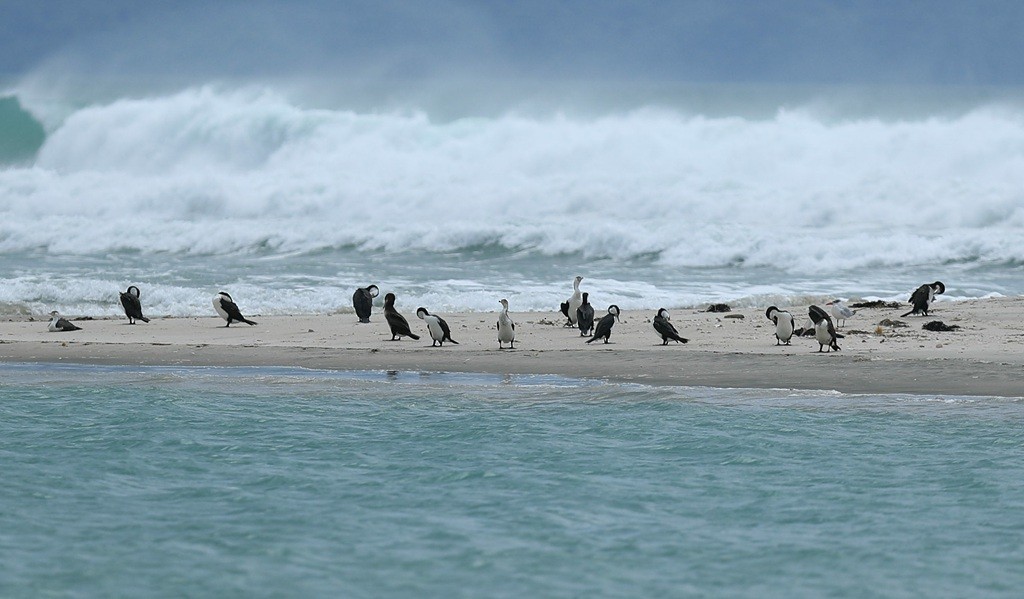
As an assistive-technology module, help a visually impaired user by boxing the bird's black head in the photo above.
[384,293,396,306]
[765,306,779,320]
[218,291,232,301]
[367,285,380,297]
[416,307,429,319]
[932,281,945,295]
[127,285,141,298]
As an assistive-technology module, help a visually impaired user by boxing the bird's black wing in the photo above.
[589,313,614,341]
[57,317,82,331]
[808,305,830,324]
[386,309,417,338]
[438,316,458,343]
[221,298,247,321]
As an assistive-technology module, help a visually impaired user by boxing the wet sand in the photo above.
[2,297,1022,397]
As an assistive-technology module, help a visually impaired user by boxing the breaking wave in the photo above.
[2,84,1023,275]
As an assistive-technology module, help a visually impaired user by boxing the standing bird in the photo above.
[417,307,458,347]
[652,308,689,345]
[765,306,795,345]
[826,299,855,328]
[808,305,840,353]
[559,275,584,327]
[383,293,419,340]
[352,284,379,323]
[576,292,595,337]
[119,285,150,324]
[586,305,620,344]
[901,281,945,317]
[48,311,82,332]
[213,291,257,327]
[497,298,516,349]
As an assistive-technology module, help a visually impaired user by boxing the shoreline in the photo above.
[3,297,1023,398]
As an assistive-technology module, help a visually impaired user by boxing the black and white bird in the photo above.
[383,293,419,340]
[417,307,458,347]
[586,305,620,344]
[213,291,257,327]
[826,299,855,328]
[652,308,689,345]
[352,284,379,323]
[808,305,841,353]
[576,292,595,337]
[559,275,584,327]
[765,306,795,345]
[497,298,516,349]
[48,311,82,332]
[119,285,150,324]
[901,281,945,317]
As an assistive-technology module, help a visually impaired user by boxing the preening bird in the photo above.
[213,291,257,327]
[652,308,688,345]
[902,281,945,317]
[119,285,150,324]
[417,307,458,347]
[352,284,379,323]
[765,306,795,345]
[808,305,840,353]
[383,293,419,340]
[586,305,620,344]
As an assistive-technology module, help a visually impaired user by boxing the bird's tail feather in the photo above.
[900,309,914,318]
[242,318,257,326]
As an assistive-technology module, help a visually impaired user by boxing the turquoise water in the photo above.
[2,364,1023,598]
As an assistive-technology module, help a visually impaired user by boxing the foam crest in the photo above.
[2,85,1023,274]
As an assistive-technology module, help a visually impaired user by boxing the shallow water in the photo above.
[2,364,1022,597]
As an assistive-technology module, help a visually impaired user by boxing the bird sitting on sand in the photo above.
[901,281,945,317]
[586,305,620,344]
[48,311,82,332]
[417,307,459,347]
[652,308,688,345]
[384,293,419,340]
[119,285,150,324]
[497,298,516,349]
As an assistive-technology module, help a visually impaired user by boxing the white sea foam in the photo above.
[3,86,1022,265]
[2,85,1023,314]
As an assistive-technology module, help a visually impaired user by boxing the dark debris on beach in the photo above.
[923,321,960,332]
[850,300,903,309]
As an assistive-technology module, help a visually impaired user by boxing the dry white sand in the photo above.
[2,297,1023,397]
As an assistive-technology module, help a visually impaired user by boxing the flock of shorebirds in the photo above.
[45,278,946,353]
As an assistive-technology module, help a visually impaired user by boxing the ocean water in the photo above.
[2,84,1024,317]
[2,363,1022,598]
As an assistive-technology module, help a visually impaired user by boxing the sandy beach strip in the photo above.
[2,297,1022,397]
